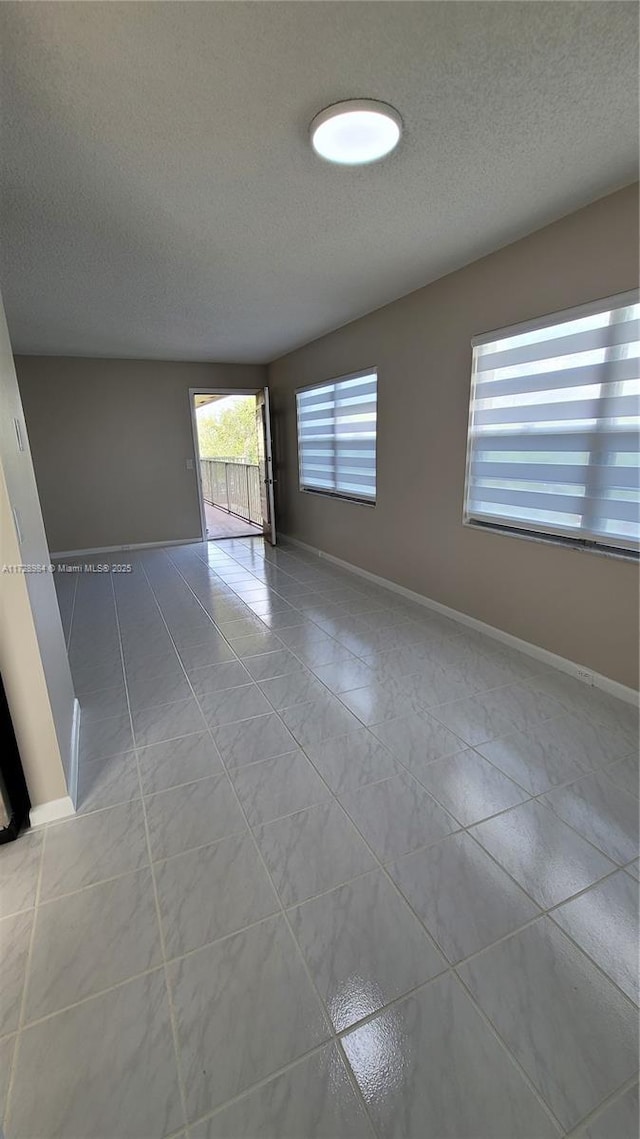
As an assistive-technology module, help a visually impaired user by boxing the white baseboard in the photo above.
[68,697,81,808]
[50,537,202,558]
[30,795,76,828]
[281,534,638,706]
[28,699,81,828]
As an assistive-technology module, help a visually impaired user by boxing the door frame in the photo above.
[256,386,277,546]
[188,388,262,542]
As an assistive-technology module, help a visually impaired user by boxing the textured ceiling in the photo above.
[1,1,637,363]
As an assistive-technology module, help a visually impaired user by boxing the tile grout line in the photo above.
[453,937,639,1137]
[185,971,559,1137]
[182,1039,353,1136]
[167,543,376,685]
[44,541,637,1135]
[254,742,572,1133]
[210,574,633,1125]
[14,792,633,1034]
[300,687,637,875]
[266,707,630,921]
[123,690,635,815]
[562,1073,639,1137]
[72,553,635,920]
[300,742,637,1014]
[136,547,639,1005]
[196,546,637,800]
[541,909,639,1011]
[15,846,636,1038]
[24,833,637,1029]
[254,550,639,1126]
[3,822,47,1133]
[11,963,167,1033]
[452,964,570,1136]
[2,908,626,1138]
[140,550,384,1138]
[195,544,639,738]
[21,863,150,908]
[109,569,191,1136]
[191,614,571,1135]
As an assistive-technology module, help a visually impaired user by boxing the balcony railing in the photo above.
[200,458,262,526]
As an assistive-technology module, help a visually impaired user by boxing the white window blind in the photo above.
[296,370,377,503]
[464,291,640,555]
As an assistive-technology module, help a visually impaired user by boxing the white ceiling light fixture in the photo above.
[310,99,402,165]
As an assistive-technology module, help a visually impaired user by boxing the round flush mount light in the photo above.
[310,99,402,165]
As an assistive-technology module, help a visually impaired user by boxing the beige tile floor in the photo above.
[1,537,638,1138]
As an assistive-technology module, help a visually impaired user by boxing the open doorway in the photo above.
[190,389,276,544]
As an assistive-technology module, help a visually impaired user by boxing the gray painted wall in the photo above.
[16,358,267,553]
[268,184,640,690]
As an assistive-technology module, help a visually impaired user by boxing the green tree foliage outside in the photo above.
[197,397,258,463]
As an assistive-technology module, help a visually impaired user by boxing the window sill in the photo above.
[299,487,376,508]
[463,518,638,563]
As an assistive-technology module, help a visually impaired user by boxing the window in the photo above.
[296,370,377,503]
[464,291,640,556]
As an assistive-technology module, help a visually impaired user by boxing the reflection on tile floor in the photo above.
[1,536,638,1138]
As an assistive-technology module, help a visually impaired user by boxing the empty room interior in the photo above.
[1,3,639,1138]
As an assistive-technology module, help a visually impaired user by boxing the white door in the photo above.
[256,387,276,545]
